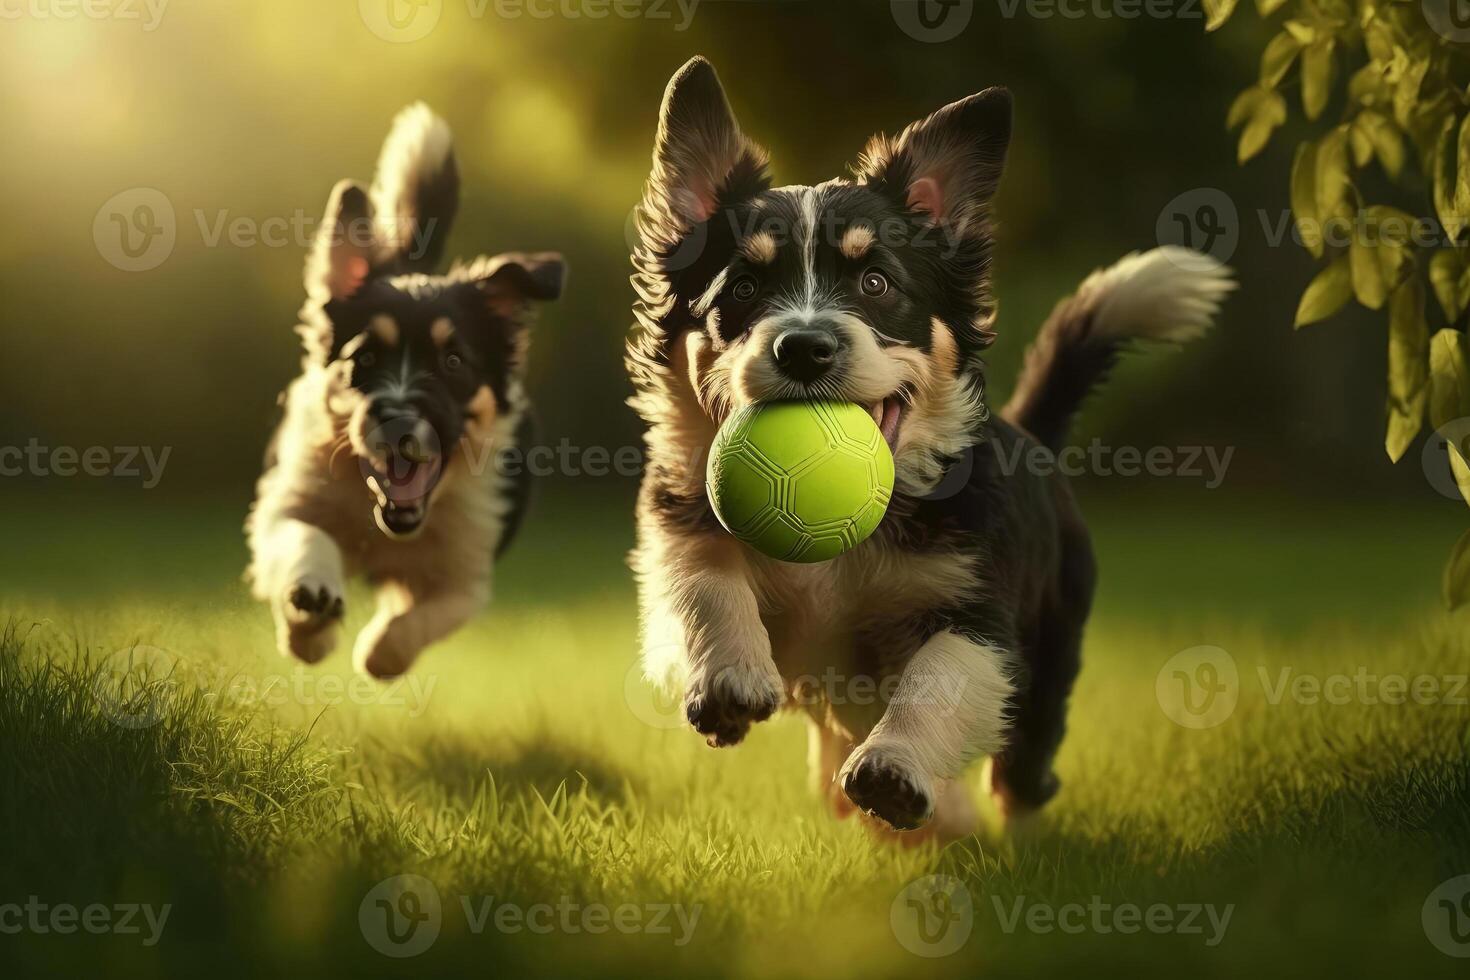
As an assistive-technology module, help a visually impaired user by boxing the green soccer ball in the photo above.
[706,400,895,563]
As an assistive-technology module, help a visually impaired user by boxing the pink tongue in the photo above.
[878,397,902,448]
[379,459,440,504]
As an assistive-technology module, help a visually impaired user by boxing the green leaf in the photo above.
[1351,234,1388,310]
[1434,119,1466,243]
[1238,90,1288,164]
[1291,141,1322,258]
[1301,40,1336,122]
[1365,205,1415,292]
[1348,64,1391,109]
[1227,88,1261,130]
[1351,125,1373,168]
[1314,126,1352,221]
[1260,32,1304,89]
[1283,19,1316,44]
[1408,91,1456,175]
[1204,0,1240,31]
[1457,113,1470,235]
[1256,0,1289,13]
[1444,529,1470,609]
[1430,250,1466,321]
[1295,257,1353,327]
[1386,278,1428,462]
[1363,21,1396,64]
[1393,55,1428,131]
[1357,110,1405,179]
[1429,328,1470,430]
[1452,441,1470,509]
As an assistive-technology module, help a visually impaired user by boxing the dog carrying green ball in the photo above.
[706,400,895,563]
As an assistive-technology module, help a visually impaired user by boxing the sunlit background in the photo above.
[0,0,1434,505]
[4,5,1470,977]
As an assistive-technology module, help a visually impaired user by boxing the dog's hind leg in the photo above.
[352,580,487,679]
[252,518,346,664]
[989,522,1093,825]
[806,717,856,819]
[838,631,1014,834]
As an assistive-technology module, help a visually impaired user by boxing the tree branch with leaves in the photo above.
[1210,0,1470,607]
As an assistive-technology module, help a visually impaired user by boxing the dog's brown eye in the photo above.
[731,275,758,303]
[444,353,463,371]
[861,270,890,298]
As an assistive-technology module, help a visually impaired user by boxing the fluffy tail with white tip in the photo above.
[1001,246,1235,451]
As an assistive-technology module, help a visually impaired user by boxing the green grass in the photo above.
[3,487,1469,977]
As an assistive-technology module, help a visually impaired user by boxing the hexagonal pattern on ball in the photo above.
[706,401,895,563]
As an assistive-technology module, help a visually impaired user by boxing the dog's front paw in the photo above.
[840,741,935,831]
[276,579,345,663]
[685,662,785,747]
[285,580,345,628]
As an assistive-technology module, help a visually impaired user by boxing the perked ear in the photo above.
[855,88,1012,232]
[640,57,770,247]
[471,251,566,319]
[304,179,378,303]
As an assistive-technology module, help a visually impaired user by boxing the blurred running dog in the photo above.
[627,58,1232,838]
[247,104,564,678]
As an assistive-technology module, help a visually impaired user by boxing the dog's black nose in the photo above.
[772,328,839,383]
[370,399,415,422]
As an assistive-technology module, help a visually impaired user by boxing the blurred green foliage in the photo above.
[1216,0,1470,603]
[0,0,1447,510]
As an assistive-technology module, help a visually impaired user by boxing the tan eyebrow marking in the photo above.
[430,316,454,346]
[465,383,497,435]
[369,315,400,345]
[741,231,778,265]
[840,225,876,261]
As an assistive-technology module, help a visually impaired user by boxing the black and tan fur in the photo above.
[247,104,564,679]
[627,58,1233,838]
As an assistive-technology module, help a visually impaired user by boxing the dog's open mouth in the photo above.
[867,389,910,452]
[366,453,443,539]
